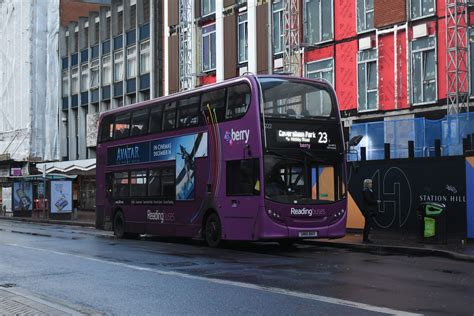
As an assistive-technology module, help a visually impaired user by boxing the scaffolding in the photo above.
[282,0,301,76]
[179,0,194,91]
[446,0,469,114]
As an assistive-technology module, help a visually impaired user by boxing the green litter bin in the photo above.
[417,202,447,244]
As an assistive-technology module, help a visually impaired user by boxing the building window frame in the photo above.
[201,0,215,17]
[238,12,248,64]
[411,36,437,105]
[80,64,89,92]
[409,0,435,21]
[71,66,79,95]
[62,70,69,97]
[126,45,137,79]
[357,48,378,112]
[272,0,284,55]
[201,23,216,72]
[114,50,124,82]
[356,0,374,34]
[306,58,334,85]
[304,0,334,44]
[90,59,99,89]
[139,40,151,75]
[102,55,112,86]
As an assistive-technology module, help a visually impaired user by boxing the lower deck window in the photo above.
[226,159,260,196]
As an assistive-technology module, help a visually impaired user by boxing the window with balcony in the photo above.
[411,36,436,104]
[410,0,435,20]
[114,50,124,82]
[202,24,216,72]
[127,45,137,79]
[140,40,150,74]
[357,49,378,111]
[238,12,248,64]
[305,0,333,44]
[272,0,284,54]
[356,0,374,33]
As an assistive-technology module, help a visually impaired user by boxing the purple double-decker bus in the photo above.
[96,75,347,247]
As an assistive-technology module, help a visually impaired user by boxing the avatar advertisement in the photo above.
[13,181,33,211]
[50,181,73,213]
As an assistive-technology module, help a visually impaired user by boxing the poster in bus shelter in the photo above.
[175,133,208,200]
[50,181,73,213]
[13,181,33,211]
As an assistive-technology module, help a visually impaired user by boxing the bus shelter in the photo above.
[7,174,76,220]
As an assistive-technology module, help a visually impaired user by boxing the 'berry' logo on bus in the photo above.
[224,129,250,145]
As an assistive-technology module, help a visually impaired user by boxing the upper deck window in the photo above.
[114,113,131,139]
[259,78,334,118]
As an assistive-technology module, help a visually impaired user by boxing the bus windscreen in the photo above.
[259,78,335,119]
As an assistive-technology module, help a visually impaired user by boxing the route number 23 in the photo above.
[318,132,328,144]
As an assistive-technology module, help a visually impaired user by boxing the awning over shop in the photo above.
[8,173,77,181]
[36,159,96,176]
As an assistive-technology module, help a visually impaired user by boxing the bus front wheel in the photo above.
[113,211,126,238]
[204,213,222,247]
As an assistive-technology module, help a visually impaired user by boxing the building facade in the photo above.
[164,0,474,159]
[0,0,60,184]
[57,0,474,210]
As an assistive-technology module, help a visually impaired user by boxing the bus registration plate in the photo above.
[299,231,318,238]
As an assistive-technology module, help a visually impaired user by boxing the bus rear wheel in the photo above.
[204,213,222,248]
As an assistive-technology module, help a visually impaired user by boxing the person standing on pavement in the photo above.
[362,179,380,243]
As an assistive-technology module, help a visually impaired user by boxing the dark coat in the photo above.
[362,188,378,217]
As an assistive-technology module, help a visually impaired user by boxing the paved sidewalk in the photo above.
[1,215,473,261]
[304,230,474,262]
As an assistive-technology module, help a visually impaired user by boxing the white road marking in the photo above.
[7,243,421,316]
